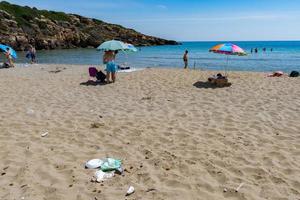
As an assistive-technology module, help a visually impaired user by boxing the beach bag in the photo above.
[2,62,10,68]
[289,71,299,77]
[89,67,98,77]
[96,70,106,82]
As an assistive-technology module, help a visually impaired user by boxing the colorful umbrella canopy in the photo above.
[0,44,17,59]
[209,43,247,56]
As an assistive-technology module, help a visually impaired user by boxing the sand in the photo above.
[0,64,299,200]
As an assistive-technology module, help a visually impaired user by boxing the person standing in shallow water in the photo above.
[183,50,188,69]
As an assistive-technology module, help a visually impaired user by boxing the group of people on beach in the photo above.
[182,47,274,69]
[1,45,36,68]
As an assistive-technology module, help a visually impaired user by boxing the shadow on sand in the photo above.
[193,81,231,89]
[80,80,107,86]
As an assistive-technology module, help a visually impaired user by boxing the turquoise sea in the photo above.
[10,41,300,72]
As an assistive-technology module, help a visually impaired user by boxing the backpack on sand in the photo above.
[289,71,299,77]
[96,70,106,82]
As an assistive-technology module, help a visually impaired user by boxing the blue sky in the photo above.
[6,0,300,41]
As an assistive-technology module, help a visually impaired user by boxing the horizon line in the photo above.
[177,40,300,42]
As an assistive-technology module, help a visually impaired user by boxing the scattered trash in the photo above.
[85,159,104,169]
[101,158,122,172]
[141,97,151,100]
[48,69,62,73]
[85,158,122,183]
[126,186,135,196]
[41,132,48,137]
[26,109,34,115]
[94,170,114,182]
[115,166,124,175]
[21,197,25,200]
[90,122,105,128]
[235,183,244,192]
[223,188,228,193]
[146,188,156,193]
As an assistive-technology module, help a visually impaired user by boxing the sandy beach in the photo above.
[0,64,299,200]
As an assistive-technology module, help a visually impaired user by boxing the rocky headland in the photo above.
[0,1,179,50]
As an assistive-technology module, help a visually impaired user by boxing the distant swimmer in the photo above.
[255,48,258,53]
[263,48,266,52]
[183,50,188,69]
[270,48,273,52]
[251,48,253,53]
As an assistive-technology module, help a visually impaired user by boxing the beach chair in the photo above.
[88,67,106,82]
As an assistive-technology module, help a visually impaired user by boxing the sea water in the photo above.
[8,41,300,72]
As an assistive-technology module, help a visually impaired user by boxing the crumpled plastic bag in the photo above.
[94,170,115,182]
[100,158,122,172]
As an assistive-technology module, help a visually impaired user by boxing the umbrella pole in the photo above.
[225,55,229,77]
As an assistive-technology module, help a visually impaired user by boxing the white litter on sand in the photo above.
[126,186,135,196]
[41,132,48,137]
[235,183,244,192]
[94,170,114,182]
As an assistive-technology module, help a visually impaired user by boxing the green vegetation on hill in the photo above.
[0,1,178,50]
[0,1,70,26]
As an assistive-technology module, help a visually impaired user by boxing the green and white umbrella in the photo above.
[97,40,127,51]
[97,40,138,53]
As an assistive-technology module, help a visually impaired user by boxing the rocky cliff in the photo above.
[0,1,178,50]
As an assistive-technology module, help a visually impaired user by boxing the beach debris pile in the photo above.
[85,158,123,182]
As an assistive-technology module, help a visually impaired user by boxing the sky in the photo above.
[6,0,300,41]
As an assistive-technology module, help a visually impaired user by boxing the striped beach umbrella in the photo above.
[209,43,247,75]
[209,43,247,56]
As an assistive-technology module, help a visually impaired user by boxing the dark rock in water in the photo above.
[0,1,179,51]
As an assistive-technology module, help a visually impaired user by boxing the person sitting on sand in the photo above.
[5,47,14,68]
[183,50,188,69]
[208,73,230,86]
[208,73,225,82]
[103,50,117,83]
